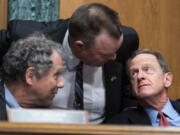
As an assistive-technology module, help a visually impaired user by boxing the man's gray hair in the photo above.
[0,32,64,82]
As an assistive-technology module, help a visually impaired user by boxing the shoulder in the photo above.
[7,19,69,42]
[8,19,69,27]
[7,19,68,35]
[116,25,139,63]
[171,99,180,111]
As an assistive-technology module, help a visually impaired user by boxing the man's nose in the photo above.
[57,77,64,88]
[137,70,145,80]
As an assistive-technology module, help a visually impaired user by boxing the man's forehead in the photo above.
[132,53,157,61]
[94,32,123,50]
[130,54,159,67]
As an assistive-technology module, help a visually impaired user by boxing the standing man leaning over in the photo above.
[0,3,139,123]
[107,49,180,126]
[0,33,64,120]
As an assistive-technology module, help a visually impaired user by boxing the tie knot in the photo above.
[76,62,83,70]
[158,111,164,117]
[158,112,168,118]
[158,111,170,126]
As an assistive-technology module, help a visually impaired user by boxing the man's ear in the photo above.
[25,67,36,85]
[164,72,173,88]
[73,40,86,50]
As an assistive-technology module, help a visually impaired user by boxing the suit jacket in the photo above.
[0,81,7,120]
[106,100,180,125]
[0,19,139,121]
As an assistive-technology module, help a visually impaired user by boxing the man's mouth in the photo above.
[138,84,150,89]
[51,88,58,95]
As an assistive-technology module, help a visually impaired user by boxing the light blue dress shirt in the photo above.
[145,99,180,126]
[4,83,20,109]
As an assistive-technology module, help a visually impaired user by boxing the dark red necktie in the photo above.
[158,112,170,126]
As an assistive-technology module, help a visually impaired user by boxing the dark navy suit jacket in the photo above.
[0,81,6,120]
[106,100,180,125]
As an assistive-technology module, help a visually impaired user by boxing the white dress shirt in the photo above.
[51,30,105,124]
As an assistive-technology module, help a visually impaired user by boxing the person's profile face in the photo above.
[31,50,64,107]
[76,31,123,66]
[129,53,171,99]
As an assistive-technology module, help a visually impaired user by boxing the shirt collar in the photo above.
[145,108,158,124]
[62,30,80,70]
[161,99,176,120]
[4,83,20,108]
[145,99,175,123]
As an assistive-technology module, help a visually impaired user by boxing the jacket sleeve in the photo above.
[116,25,139,109]
[0,29,12,66]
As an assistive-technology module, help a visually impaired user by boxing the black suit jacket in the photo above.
[0,81,7,120]
[0,19,139,121]
[106,100,180,125]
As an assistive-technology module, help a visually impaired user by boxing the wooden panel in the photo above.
[0,0,8,29]
[1,122,180,135]
[60,0,180,100]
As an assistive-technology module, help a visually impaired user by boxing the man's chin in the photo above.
[86,62,104,67]
[95,64,104,67]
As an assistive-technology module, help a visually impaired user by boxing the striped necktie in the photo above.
[74,62,83,109]
[158,112,170,126]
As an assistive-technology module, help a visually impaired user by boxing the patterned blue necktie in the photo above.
[74,62,83,109]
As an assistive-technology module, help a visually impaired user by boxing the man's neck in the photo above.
[5,81,27,107]
[139,92,169,111]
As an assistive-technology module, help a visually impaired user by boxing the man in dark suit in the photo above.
[0,3,139,123]
[106,49,180,126]
[0,33,64,120]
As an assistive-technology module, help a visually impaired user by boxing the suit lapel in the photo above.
[171,99,180,114]
[0,81,7,120]
[128,105,152,125]
[103,60,123,119]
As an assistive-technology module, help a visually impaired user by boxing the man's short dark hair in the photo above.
[69,2,122,48]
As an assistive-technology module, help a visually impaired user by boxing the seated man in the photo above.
[106,49,180,126]
[0,33,64,120]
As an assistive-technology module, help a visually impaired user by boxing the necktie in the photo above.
[158,112,170,126]
[74,62,83,109]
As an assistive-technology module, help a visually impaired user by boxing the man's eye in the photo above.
[131,71,137,79]
[54,71,61,80]
[145,67,153,73]
[54,75,58,80]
